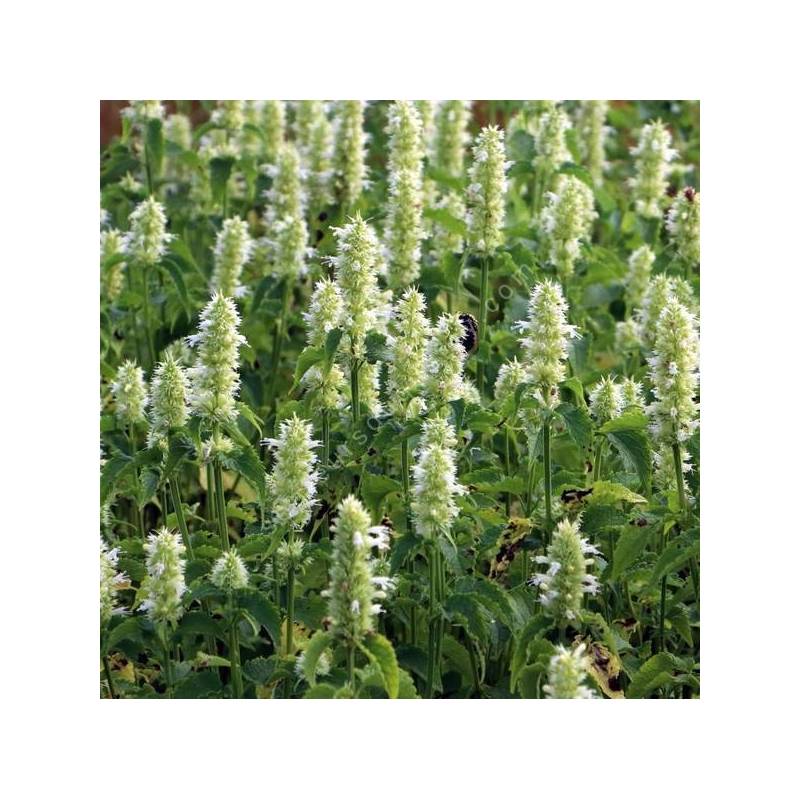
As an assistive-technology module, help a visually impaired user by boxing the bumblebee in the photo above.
[458,313,479,355]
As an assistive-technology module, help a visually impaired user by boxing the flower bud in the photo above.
[387,287,430,420]
[626,245,656,311]
[333,100,367,208]
[629,120,677,219]
[667,187,700,265]
[124,196,172,266]
[211,548,250,592]
[466,125,509,255]
[304,277,343,348]
[423,312,467,405]
[111,360,148,426]
[541,174,596,280]
[433,101,471,178]
[147,354,189,448]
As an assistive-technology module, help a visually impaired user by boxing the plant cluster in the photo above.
[100,99,700,699]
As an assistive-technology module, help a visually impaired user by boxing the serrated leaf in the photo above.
[606,428,651,491]
[177,611,225,640]
[444,594,490,643]
[293,345,325,383]
[302,631,334,686]
[209,156,235,206]
[510,615,551,691]
[599,409,649,433]
[360,473,402,514]
[235,588,281,646]
[174,670,223,699]
[220,444,266,504]
[627,653,679,698]
[589,481,647,506]
[556,402,592,449]
[243,656,277,685]
[105,617,145,651]
[611,525,654,580]
[101,454,135,504]
[360,633,400,699]
[145,118,164,177]
[647,537,700,591]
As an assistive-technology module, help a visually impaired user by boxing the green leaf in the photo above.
[444,594,490,643]
[301,631,334,686]
[423,206,468,238]
[104,617,145,651]
[606,428,651,490]
[101,454,135,504]
[209,156,235,206]
[243,656,277,685]
[220,444,266,504]
[293,345,324,383]
[599,409,649,433]
[627,653,679,698]
[647,537,700,591]
[237,534,274,558]
[193,652,231,669]
[465,409,503,433]
[560,376,587,409]
[517,663,547,698]
[555,402,592,449]
[588,481,648,506]
[145,118,164,176]
[177,611,224,640]
[360,473,402,514]
[324,328,344,367]
[611,525,654,581]
[304,683,337,698]
[174,670,223,699]
[364,331,389,363]
[510,615,551,691]
[235,588,281,646]
[360,632,400,699]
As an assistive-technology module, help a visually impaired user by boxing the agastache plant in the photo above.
[384,101,425,289]
[100,228,126,302]
[111,360,148,428]
[140,527,186,697]
[264,414,320,678]
[630,119,677,220]
[387,287,430,422]
[575,100,610,185]
[333,100,367,209]
[667,187,701,266]
[433,100,471,178]
[211,216,253,298]
[517,280,579,533]
[411,416,465,696]
[466,124,509,392]
[626,244,656,312]
[147,354,189,449]
[423,312,468,408]
[540,174,597,282]
[531,516,600,624]
[323,495,392,688]
[261,100,286,165]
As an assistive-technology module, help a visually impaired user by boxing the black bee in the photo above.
[458,313,479,355]
[561,487,594,505]
[684,186,697,203]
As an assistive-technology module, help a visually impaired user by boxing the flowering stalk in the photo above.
[100,539,127,697]
[575,100,609,186]
[630,120,677,226]
[323,496,392,688]
[384,104,426,293]
[667,187,701,270]
[122,100,165,194]
[210,549,249,698]
[589,375,621,482]
[540,174,597,283]
[123,196,172,368]
[141,527,186,696]
[433,101,471,179]
[466,125,509,393]
[211,216,253,299]
[533,106,570,216]
[516,281,578,537]
[330,214,386,426]
[411,417,465,696]
[333,100,367,210]
[264,414,319,692]
[187,292,246,539]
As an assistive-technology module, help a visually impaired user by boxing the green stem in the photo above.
[672,443,688,516]
[466,637,481,698]
[543,420,553,544]
[425,543,438,698]
[214,458,230,550]
[350,356,361,428]
[322,409,330,468]
[229,610,243,699]
[593,436,606,485]
[161,627,174,698]
[284,528,296,698]
[102,654,116,699]
[169,479,194,559]
[348,643,356,690]
[476,255,490,395]
[141,263,156,370]
[268,280,291,410]
[206,461,216,527]
[504,427,512,518]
